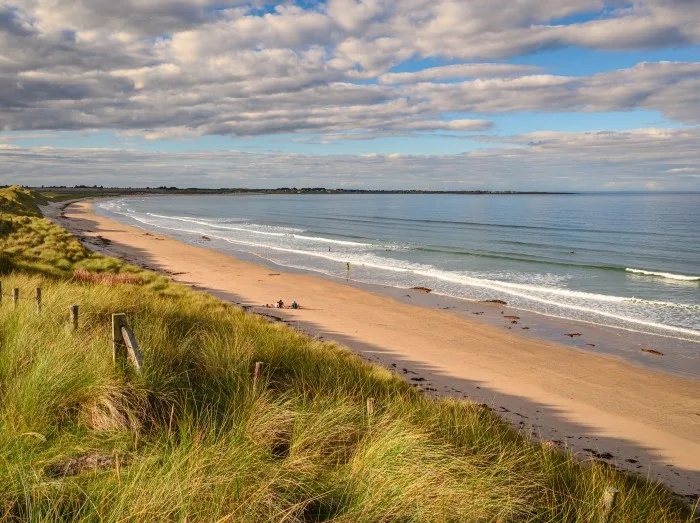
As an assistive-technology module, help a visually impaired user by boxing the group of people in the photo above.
[265,299,299,309]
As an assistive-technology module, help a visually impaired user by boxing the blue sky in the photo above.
[1,1,699,189]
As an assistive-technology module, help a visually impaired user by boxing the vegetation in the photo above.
[0,185,48,217]
[0,190,695,521]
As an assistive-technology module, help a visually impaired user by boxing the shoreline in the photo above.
[95,195,700,379]
[46,200,700,498]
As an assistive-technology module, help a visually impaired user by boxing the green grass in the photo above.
[0,207,696,521]
[0,186,48,217]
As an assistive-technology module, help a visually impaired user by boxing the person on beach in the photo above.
[346,262,351,271]
[278,299,284,308]
[292,301,298,309]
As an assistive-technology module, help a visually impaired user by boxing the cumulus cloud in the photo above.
[0,0,699,141]
[379,64,542,84]
[2,127,699,190]
[411,62,700,124]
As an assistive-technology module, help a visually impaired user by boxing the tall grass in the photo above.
[0,186,47,217]
[0,196,695,521]
[0,274,694,521]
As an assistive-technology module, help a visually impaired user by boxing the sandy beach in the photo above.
[48,200,700,498]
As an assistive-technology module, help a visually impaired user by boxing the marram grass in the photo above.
[0,204,697,521]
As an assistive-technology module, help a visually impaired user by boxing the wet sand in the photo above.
[46,200,700,498]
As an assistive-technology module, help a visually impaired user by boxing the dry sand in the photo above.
[48,200,700,498]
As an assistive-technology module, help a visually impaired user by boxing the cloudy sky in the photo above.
[1,0,699,190]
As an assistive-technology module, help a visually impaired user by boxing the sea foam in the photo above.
[626,268,700,282]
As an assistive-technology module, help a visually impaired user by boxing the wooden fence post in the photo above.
[601,487,618,523]
[13,288,19,307]
[35,288,42,312]
[70,305,79,330]
[0,281,3,304]
[121,324,143,372]
[253,362,264,386]
[112,313,127,365]
[366,398,375,418]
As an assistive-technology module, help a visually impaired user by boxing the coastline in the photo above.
[47,200,700,497]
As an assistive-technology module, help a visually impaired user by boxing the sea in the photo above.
[96,193,700,347]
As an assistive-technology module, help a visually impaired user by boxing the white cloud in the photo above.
[411,62,700,124]
[2,127,699,190]
[0,0,699,146]
[379,64,542,84]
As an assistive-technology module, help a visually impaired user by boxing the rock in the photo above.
[565,333,582,338]
[201,235,211,241]
[584,449,614,460]
[410,287,432,293]
[504,315,520,319]
[642,348,664,356]
[483,299,507,305]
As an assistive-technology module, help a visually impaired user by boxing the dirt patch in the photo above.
[73,269,143,286]
[45,453,123,478]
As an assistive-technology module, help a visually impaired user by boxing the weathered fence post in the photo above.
[35,288,42,312]
[121,324,143,372]
[0,281,3,304]
[253,362,265,386]
[112,313,127,364]
[601,486,618,523]
[111,313,144,372]
[13,288,19,307]
[366,397,375,418]
[70,304,79,330]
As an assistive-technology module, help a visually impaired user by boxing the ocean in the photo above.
[96,193,700,344]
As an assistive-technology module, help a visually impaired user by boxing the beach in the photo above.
[48,200,700,497]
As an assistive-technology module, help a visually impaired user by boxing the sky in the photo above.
[0,0,699,190]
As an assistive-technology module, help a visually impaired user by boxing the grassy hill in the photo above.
[0,185,48,217]
[0,209,695,521]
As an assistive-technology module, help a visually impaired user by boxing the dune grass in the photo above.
[0,193,696,521]
[0,186,47,217]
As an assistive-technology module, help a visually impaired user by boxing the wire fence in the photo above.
[0,282,141,372]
